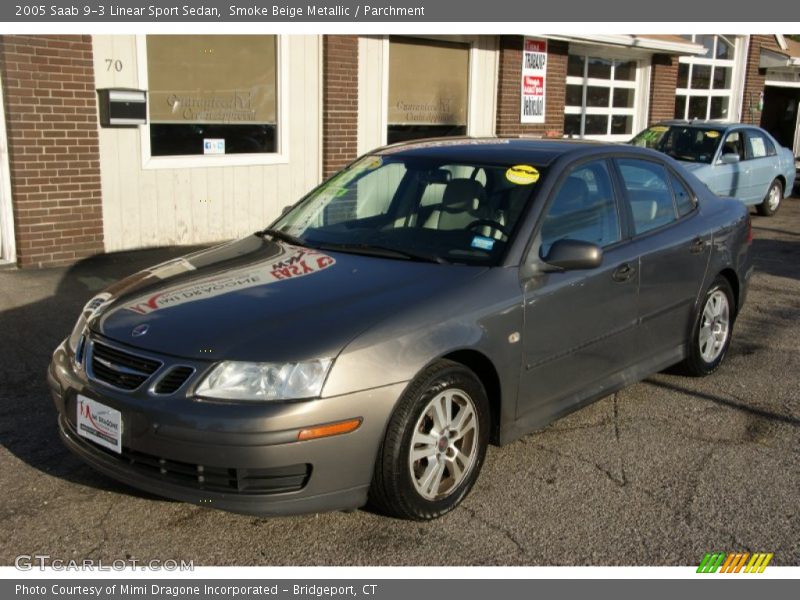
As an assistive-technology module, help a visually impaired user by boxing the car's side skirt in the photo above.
[497,343,685,446]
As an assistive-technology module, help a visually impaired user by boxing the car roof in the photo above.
[656,120,763,132]
[372,136,645,167]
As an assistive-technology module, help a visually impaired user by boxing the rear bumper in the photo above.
[49,340,405,516]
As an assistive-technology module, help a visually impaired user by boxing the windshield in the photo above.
[270,155,546,265]
[630,125,724,163]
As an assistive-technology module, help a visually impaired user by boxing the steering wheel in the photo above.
[467,219,509,240]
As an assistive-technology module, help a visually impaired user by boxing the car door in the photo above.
[517,158,641,423]
[710,130,748,199]
[614,157,711,359]
[743,128,780,204]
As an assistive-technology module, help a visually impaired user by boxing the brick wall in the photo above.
[496,36,568,137]
[0,35,103,268]
[322,35,358,179]
[648,54,678,125]
[741,35,771,125]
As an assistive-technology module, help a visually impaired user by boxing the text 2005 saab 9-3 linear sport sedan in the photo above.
[49,138,753,520]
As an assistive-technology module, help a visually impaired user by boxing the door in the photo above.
[711,130,749,199]
[760,85,800,153]
[615,158,711,356]
[744,128,781,203]
[518,158,640,421]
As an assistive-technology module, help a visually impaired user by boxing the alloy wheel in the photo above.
[699,290,730,363]
[408,388,479,500]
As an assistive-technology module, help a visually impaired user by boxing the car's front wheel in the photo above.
[680,276,735,377]
[757,179,783,217]
[368,360,489,520]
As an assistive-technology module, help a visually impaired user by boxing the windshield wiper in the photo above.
[316,242,449,264]
[255,228,310,247]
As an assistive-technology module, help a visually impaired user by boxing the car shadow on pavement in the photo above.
[0,245,208,499]
[750,237,800,280]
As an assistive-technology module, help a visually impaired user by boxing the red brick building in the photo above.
[0,33,797,268]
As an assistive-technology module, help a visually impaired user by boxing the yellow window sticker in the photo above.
[705,131,721,138]
[362,156,383,170]
[651,126,669,132]
[506,164,540,185]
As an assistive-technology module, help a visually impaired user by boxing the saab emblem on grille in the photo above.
[131,324,150,337]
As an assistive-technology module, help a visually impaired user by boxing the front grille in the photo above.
[90,341,161,390]
[154,366,194,394]
[121,449,311,494]
[67,417,311,494]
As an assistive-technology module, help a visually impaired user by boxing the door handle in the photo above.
[689,238,707,254]
[612,263,635,282]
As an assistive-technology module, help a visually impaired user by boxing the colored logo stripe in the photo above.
[745,553,773,573]
[697,552,773,573]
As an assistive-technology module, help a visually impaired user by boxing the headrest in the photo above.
[441,178,486,212]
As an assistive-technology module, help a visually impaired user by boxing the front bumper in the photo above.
[48,339,405,516]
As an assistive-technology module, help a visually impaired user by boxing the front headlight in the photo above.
[67,293,111,354]
[195,359,333,401]
[67,313,87,354]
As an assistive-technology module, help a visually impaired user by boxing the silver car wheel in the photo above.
[698,290,730,363]
[409,388,479,501]
[767,183,782,212]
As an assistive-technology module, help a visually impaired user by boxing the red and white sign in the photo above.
[77,395,122,454]
[521,37,547,124]
[123,248,336,315]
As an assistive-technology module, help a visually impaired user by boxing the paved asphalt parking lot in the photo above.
[1,195,798,567]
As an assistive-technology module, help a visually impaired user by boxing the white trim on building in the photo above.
[0,69,17,265]
[93,34,322,253]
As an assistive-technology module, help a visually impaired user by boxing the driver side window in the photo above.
[721,131,745,161]
[539,160,620,257]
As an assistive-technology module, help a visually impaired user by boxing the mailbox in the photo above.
[97,89,147,127]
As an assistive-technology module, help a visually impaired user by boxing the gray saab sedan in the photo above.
[49,138,753,520]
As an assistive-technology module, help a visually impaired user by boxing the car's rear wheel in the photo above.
[757,179,783,217]
[368,359,489,520]
[680,276,734,377]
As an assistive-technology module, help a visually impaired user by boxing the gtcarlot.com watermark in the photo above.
[15,554,194,571]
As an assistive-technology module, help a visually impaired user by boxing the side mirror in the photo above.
[542,239,603,271]
[719,153,740,165]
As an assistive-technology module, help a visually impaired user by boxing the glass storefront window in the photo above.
[688,96,708,119]
[146,35,278,157]
[691,65,712,89]
[567,55,585,77]
[563,51,639,139]
[387,37,470,145]
[674,35,739,122]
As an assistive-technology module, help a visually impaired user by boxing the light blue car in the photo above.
[631,121,796,216]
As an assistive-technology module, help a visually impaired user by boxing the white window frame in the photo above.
[564,45,650,142]
[675,35,747,123]
[135,35,290,170]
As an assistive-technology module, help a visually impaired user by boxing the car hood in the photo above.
[88,236,488,362]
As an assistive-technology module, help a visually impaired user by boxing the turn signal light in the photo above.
[297,418,362,441]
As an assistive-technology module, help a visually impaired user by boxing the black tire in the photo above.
[368,359,490,520]
[756,179,783,217]
[680,276,735,377]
